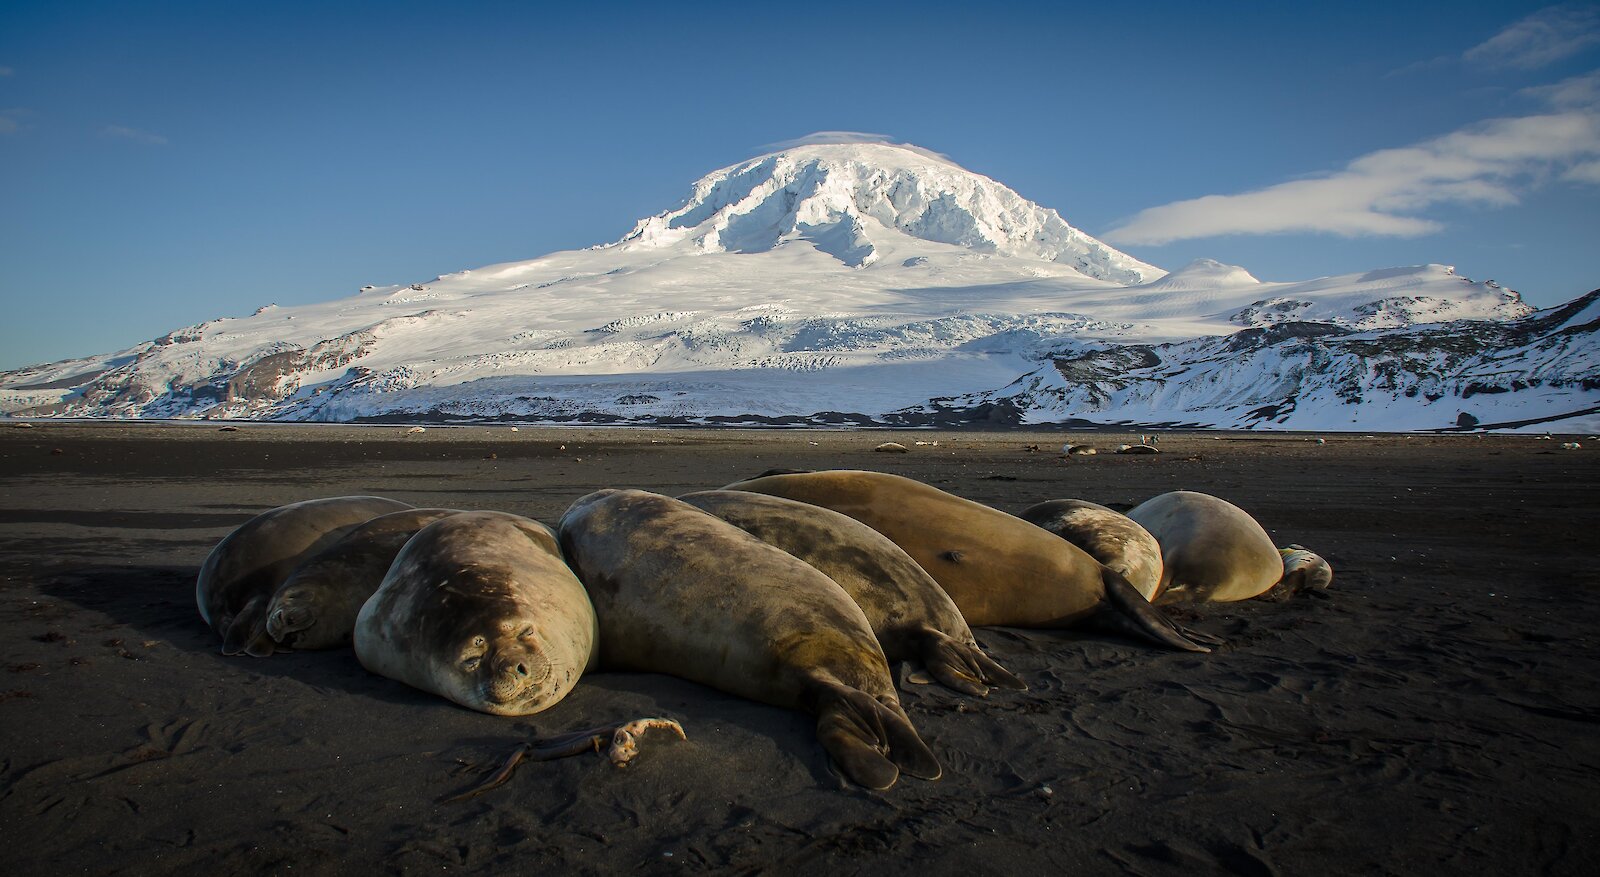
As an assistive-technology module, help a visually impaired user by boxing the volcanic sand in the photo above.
[1,423,1596,875]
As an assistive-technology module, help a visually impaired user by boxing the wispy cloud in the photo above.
[0,107,30,135]
[0,66,14,77]
[1464,4,1600,70]
[1104,71,1600,246]
[101,124,168,146]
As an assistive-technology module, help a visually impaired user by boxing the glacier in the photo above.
[2,139,1595,432]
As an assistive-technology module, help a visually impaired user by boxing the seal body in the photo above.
[558,489,940,790]
[265,508,461,650]
[1127,491,1284,603]
[679,489,1023,696]
[354,511,597,716]
[722,471,1209,654]
[1019,499,1164,601]
[197,496,413,657]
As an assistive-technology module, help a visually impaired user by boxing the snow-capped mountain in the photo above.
[3,139,1595,431]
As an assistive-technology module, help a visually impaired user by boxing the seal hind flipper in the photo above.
[915,628,1026,697]
[221,595,276,657]
[813,682,940,789]
[1095,569,1215,653]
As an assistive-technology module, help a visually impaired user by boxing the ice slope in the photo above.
[1,139,1589,431]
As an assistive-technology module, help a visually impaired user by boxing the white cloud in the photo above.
[1522,68,1600,108]
[101,124,168,146]
[1464,5,1600,70]
[758,131,954,163]
[1104,72,1600,246]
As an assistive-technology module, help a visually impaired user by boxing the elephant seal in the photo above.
[558,489,940,790]
[1279,544,1335,594]
[724,470,1212,652]
[1127,490,1303,603]
[354,511,597,716]
[1019,499,1163,601]
[197,496,413,657]
[679,489,1024,697]
[264,508,462,650]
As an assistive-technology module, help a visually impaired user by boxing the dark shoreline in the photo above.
[1,424,1597,875]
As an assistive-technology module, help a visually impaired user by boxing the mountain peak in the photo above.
[613,136,1164,283]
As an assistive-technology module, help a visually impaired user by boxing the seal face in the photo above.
[679,489,1024,697]
[1019,499,1164,601]
[265,508,462,650]
[724,470,1211,652]
[558,488,940,790]
[354,511,597,716]
[196,496,413,657]
[1126,490,1284,603]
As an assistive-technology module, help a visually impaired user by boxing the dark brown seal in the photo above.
[354,511,597,716]
[196,495,413,657]
[558,488,940,790]
[724,470,1213,652]
[679,489,1024,696]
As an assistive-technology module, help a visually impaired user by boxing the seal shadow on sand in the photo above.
[34,564,884,790]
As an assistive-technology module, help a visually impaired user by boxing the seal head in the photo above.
[354,511,597,716]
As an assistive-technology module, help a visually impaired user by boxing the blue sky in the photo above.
[2,0,1597,370]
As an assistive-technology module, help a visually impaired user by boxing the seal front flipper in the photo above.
[1094,569,1216,653]
[812,680,940,790]
[221,595,277,657]
[915,628,1026,697]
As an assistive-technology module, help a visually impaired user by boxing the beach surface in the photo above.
[1,423,1597,875]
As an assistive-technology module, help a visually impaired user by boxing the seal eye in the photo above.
[461,655,482,672]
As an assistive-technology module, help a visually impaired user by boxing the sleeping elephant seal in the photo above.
[1019,499,1164,601]
[558,488,940,790]
[354,511,597,716]
[724,470,1212,652]
[679,489,1025,697]
[264,508,462,650]
[1127,490,1322,603]
[197,496,413,657]
[1279,545,1335,595]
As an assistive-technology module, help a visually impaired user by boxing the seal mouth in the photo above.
[480,653,558,709]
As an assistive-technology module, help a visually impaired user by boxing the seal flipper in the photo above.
[221,595,277,657]
[813,681,941,789]
[915,628,1026,697]
[1095,568,1216,653]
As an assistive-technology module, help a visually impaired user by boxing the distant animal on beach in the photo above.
[1018,499,1164,601]
[723,470,1216,652]
[197,495,413,657]
[559,488,941,790]
[679,489,1025,697]
[1127,490,1333,602]
[355,511,597,716]
[265,508,462,650]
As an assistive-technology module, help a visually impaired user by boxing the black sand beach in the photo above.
[1,424,1597,875]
